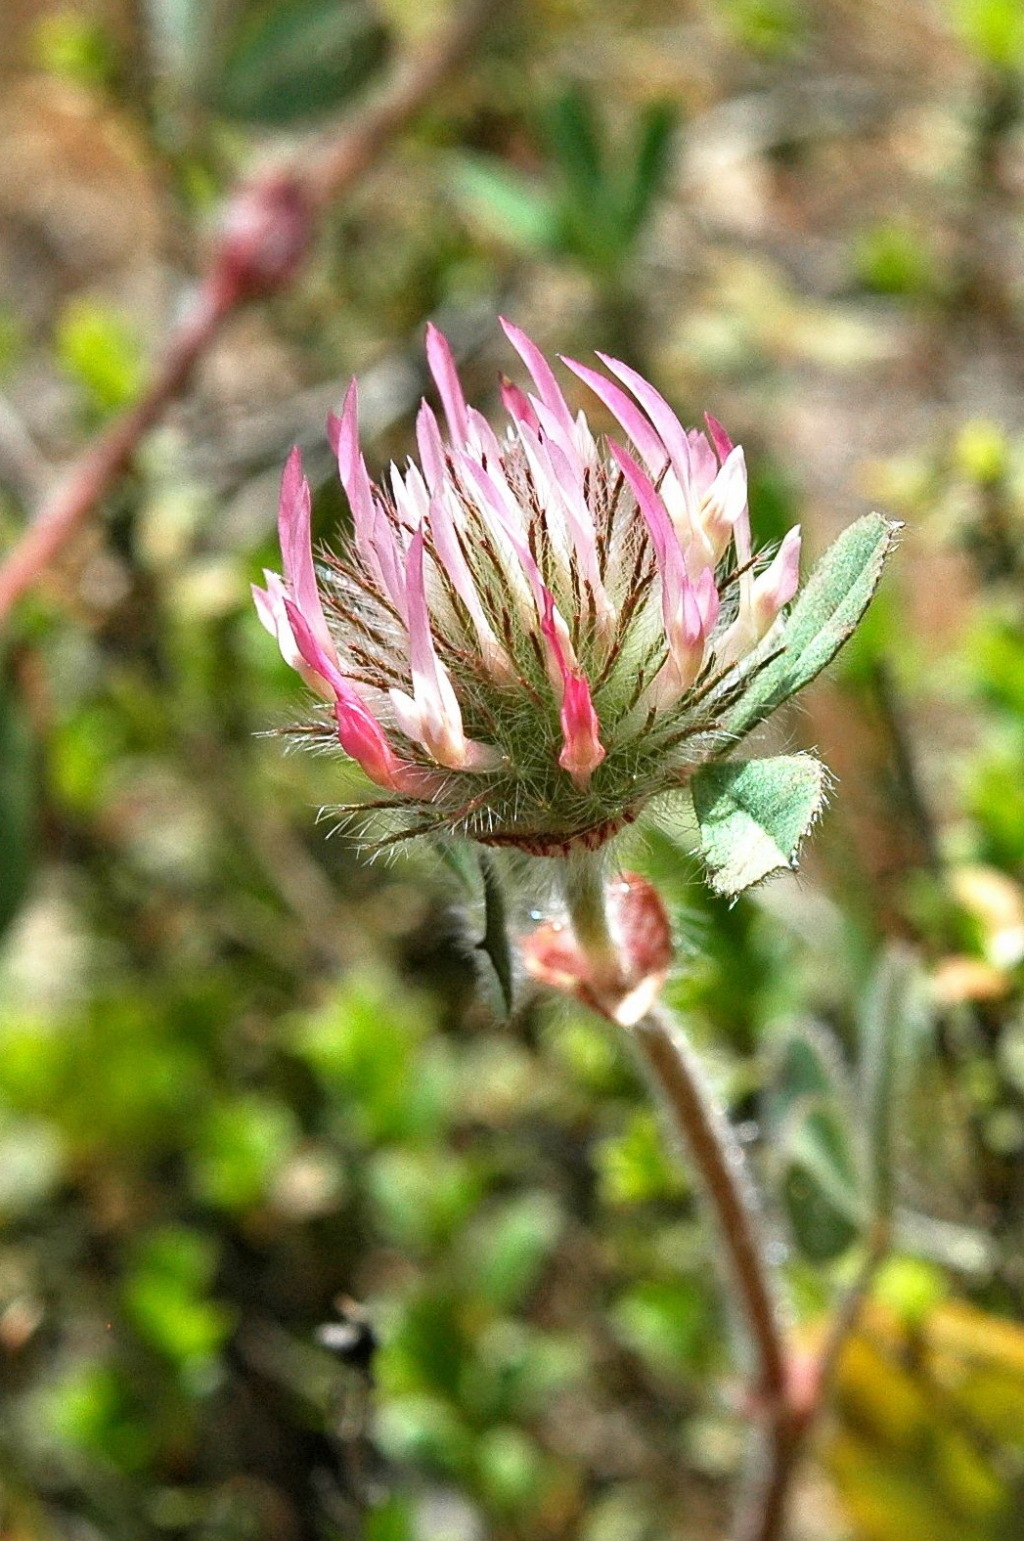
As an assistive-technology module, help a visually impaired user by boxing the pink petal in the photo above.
[516,421,608,611]
[561,355,666,472]
[403,526,468,765]
[610,442,711,693]
[701,444,749,563]
[425,322,470,443]
[331,383,374,538]
[393,526,502,771]
[277,448,336,661]
[415,400,447,493]
[687,427,720,497]
[427,491,511,677]
[457,453,548,619]
[465,405,504,465]
[704,413,734,465]
[500,318,577,445]
[332,381,407,614]
[253,571,313,685]
[751,525,801,631]
[715,527,801,668]
[500,375,540,432]
[283,598,427,793]
[596,352,694,497]
[251,579,279,640]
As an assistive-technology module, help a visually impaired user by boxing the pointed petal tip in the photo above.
[704,412,734,463]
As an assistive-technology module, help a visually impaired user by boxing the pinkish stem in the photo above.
[0,0,496,628]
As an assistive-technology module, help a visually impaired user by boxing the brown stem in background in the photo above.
[0,0,495,627]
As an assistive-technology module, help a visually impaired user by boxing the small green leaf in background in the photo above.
[595,1107,688,1206]
[33,10,118,88]
[854,220,935,298]
[123,1227,234,1384]
[691,753,828,895]
[619,100,678,249]
[209,0,390,125]
[365,1496,417,1541]
[190,1094,298,1212]
[781,1106,863,1262]
[611,1277,715,1377]
[545,85,604,209]
[543,84,679,277]
[768,1025,864,1263]
[449,157,558,253]
[56,298,144,418]
[951,0,1024,68]
[46,1362,154,1473]
[465,1192,562,1312]
[859,946,931,1223]
[475,1424,546,1516]
[725,513,900,740]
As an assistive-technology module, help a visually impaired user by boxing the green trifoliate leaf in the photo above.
[691,753,828,896]
[726,512,900,740]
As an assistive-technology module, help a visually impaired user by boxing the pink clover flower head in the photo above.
[253,322,804,852]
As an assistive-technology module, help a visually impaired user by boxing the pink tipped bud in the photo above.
[210,172,311,308]
[499,375,540,432]
[541,592,605,789]
[283,598,429,795]
[716,526,802,667]
[751,525,801,631]
[704,413,734,465]
[522,872,673,1025]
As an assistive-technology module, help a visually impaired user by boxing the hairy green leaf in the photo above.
[691,753,828,895]
[725,512,900,740]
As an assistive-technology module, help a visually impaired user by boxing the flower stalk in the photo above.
[632,1005,797,1541]
[563,860,797,1540]
[563,852,621,994]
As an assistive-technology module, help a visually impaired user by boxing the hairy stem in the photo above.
[562,850,624,1001]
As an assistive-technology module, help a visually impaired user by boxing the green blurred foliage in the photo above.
[4,1,1024,1538]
